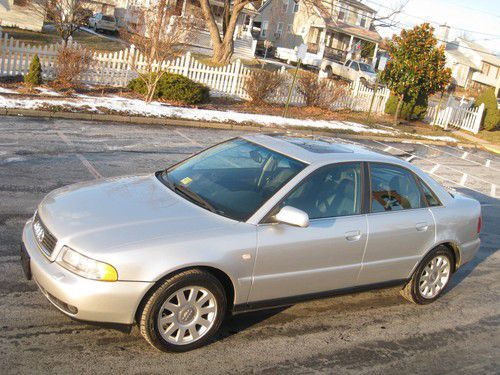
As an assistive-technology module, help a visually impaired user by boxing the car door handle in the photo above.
[416,223,429,232]
[345,230,361,242]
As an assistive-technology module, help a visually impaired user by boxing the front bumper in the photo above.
[22,220,153,324]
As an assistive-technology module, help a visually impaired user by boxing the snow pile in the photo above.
[0,93,458,142]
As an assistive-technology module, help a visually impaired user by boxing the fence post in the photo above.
[231,59,241,95]
[183,51,191,77]
[472,103,485,134]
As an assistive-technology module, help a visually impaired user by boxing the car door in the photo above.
[248,162,368,303]
[357,162,436,285]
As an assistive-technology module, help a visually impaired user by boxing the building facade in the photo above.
[255,0,382,67]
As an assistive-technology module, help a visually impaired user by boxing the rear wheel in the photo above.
[401,245,453,304]
[139,269,226,352]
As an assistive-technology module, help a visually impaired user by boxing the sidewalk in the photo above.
[452,130,500,154]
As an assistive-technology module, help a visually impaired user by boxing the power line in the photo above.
[363,0,500,38]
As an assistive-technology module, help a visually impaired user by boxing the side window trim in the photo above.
[415,175,443,207]
[260,161,364,223]
[367,162,430,213]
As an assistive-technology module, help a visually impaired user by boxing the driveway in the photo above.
[0,117,498,374]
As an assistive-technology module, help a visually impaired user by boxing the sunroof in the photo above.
[279,137,353,154]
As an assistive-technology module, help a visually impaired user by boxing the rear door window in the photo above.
[369,163,423,212]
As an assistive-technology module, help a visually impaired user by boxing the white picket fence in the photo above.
[0,30,390,112]
[425,101,485,134]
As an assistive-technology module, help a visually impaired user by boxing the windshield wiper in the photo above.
[161,171,222,215]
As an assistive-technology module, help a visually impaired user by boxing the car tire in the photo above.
[139,269,226,352]
[400,245,454,304]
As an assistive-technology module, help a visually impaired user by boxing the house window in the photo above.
[338,8,348,22]
[261,21,269,38]
[287,24,293,34]
[276,22,284,38]
[293,0,299,12]
[282,0,288,12]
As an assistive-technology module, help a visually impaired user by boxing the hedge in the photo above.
[128,73,210,105]
[475,88,500,131]
[385,93,428,121]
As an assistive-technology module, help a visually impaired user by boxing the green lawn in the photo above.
[1,26,126,52]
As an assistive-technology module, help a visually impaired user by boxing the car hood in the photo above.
[37,174,237,254]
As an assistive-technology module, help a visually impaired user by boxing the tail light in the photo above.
[477,215,482,234]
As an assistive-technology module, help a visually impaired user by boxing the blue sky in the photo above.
[367,0,500,53]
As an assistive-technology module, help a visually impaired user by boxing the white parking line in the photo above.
[461,151,469,159]
[56,130,103,179]
[459,173,468,186]
[417,142,500,173]
[175,129,203,147]
[429,164,441,174]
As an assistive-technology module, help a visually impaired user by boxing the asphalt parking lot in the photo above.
[0,116,499,374]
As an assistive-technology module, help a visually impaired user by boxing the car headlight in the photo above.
[58,246,118,282]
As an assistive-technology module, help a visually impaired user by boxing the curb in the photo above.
[1,108,485,150]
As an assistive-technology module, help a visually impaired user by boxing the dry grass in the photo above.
[1,26,125,51]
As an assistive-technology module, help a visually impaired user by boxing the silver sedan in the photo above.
[20,135,482,352]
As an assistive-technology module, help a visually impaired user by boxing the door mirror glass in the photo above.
[275,206,309,227]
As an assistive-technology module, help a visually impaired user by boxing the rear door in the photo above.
[248,162,368,303]
[358,163,436,285]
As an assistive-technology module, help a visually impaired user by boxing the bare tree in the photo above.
[199,0,257,65]
[34,0,89,42]
[122,2,193,103]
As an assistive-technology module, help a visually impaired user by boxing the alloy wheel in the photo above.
[419,255,451,299]
[157,286,217,345]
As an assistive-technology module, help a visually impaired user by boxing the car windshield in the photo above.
[160,139,306,221]
[102,15,115,22]
[358,63,375,73]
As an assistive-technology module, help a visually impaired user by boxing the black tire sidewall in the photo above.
[412,246,453,304]
[144,271,226,352]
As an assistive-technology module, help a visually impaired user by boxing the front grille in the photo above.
[33,212,57,256]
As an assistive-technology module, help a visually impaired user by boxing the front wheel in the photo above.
[401,245,454,304]
[139,269,226,352]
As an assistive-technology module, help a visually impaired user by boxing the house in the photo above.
[0,0,45,32]
[254,0,382,67]
[123,0,258,59]
[438,25,500,97]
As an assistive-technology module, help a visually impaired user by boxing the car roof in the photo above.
[241,134,402,165]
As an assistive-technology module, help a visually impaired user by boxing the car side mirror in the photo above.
[275,206,309,228]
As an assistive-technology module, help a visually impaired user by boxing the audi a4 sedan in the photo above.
[21,135,481,352]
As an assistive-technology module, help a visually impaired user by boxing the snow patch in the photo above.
[0,87,17,94]
[36,87,61,96]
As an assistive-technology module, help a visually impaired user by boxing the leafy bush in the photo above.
[475,88,500,131]
[54,46,92,87]
[128,73,209,105]
[24,55,42,86]
[296,72,348,109]
[385,93,428,121]
[243,69,283,104]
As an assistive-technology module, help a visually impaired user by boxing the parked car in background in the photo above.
[88,13,118,34]
[20,135,481,352]
[322,59,378,86]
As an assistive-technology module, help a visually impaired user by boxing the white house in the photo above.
[255,0,382,67]
[438,24,500,96]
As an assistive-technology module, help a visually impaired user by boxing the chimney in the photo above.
[437,24,450,47]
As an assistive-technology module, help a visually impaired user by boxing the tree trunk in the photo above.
[212,40,234,65]
[394,94,404,125]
